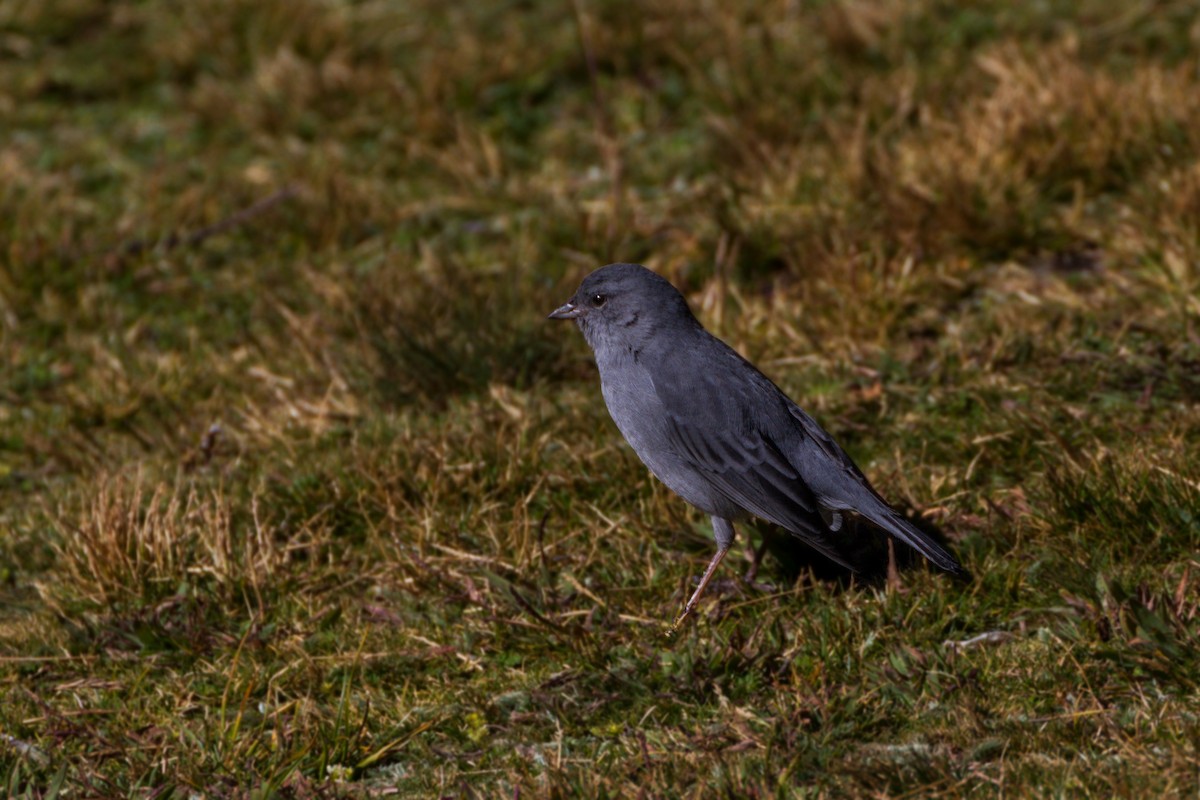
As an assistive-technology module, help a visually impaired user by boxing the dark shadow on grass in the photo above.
[753,508,970,588]
[351,259,588,409]
[57,595,223,658]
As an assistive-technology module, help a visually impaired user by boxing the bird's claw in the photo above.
[665,604,695,637]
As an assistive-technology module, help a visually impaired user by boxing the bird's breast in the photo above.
[595,356,741,519]
[596,357,665,454]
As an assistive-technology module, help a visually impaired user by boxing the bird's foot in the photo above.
[665,604,696,638]
[665,575,775,637]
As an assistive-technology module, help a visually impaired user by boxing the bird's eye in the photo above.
[589,293,607,308]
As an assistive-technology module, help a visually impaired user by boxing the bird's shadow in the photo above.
[751,509,970,590]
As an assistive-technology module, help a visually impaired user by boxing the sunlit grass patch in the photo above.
[45,474,282,612]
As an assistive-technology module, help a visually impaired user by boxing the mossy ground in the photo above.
[1,1,1198,796]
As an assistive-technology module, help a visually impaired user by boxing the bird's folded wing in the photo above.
[653,372,854,568]
[785,402,870,484]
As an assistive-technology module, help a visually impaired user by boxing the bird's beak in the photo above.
[547,301,582,320]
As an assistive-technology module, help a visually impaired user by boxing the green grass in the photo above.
[2,0,1199,796]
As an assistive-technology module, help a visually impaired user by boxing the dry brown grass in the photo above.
[1,0,1198,796]
[47,475,283,612]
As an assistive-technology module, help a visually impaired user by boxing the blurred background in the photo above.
[1,1,1198,795]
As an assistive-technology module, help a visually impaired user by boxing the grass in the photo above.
[1,0,1199,796]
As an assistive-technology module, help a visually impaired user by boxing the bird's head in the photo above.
[547,263,695,353]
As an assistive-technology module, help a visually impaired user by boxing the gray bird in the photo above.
[548,263,965,630]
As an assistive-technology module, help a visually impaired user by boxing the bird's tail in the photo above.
[867,503,966,576]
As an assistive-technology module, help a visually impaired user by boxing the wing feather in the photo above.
[652,367,854,569]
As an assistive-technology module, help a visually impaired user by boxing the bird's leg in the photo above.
[743,533,770,583]
[668,545,730,633]
[668,518,734,634]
